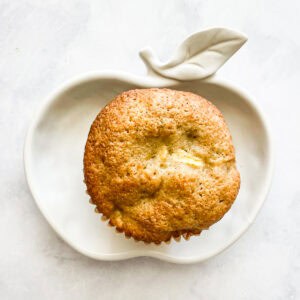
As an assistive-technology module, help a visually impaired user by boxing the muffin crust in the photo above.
[84,88,240,244]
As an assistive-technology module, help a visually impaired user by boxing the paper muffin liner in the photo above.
[88,196,202,245]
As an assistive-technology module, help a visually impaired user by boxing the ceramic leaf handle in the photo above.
[139,27,247,81]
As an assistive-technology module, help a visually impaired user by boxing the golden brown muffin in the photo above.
[84,88,240,244]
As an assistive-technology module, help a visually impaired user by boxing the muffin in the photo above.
[84,88,240,244]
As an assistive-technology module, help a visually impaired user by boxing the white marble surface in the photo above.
[0,0,299,299]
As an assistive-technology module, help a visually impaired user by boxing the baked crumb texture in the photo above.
[84,88,240,244]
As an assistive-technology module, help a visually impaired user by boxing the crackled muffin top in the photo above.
[84,88,240,244]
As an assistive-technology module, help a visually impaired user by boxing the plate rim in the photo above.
[24,71,274,264]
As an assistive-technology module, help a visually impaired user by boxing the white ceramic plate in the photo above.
[24,28,274,264]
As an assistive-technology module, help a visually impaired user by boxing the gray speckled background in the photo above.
[0,0,299,299]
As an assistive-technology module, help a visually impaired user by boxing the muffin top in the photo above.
[84,88,240,244]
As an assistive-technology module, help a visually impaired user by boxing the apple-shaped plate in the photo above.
[24,28,274,264]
